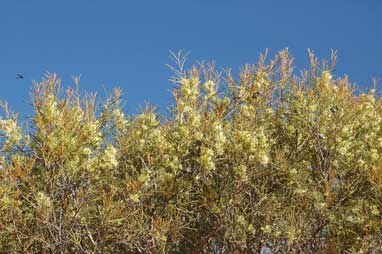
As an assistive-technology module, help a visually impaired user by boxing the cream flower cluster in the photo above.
[213,122,226,155]
[36,192,53,222]
[180,77,200,101]
[101,145,118,169]
[0,118,22,151]
[199,147,215,172]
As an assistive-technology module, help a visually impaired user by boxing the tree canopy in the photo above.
[0,49,381,253]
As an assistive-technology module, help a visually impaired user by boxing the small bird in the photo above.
[16,73,24,79]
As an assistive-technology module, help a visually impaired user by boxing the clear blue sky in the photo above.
[1,0,381,120]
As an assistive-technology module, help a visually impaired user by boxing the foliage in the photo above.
[0,49,381,253]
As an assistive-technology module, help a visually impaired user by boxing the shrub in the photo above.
[0,49,381,253]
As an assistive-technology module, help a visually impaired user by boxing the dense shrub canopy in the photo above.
[0,49,381,253]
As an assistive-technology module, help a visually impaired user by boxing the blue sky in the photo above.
[0,0,381,120]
